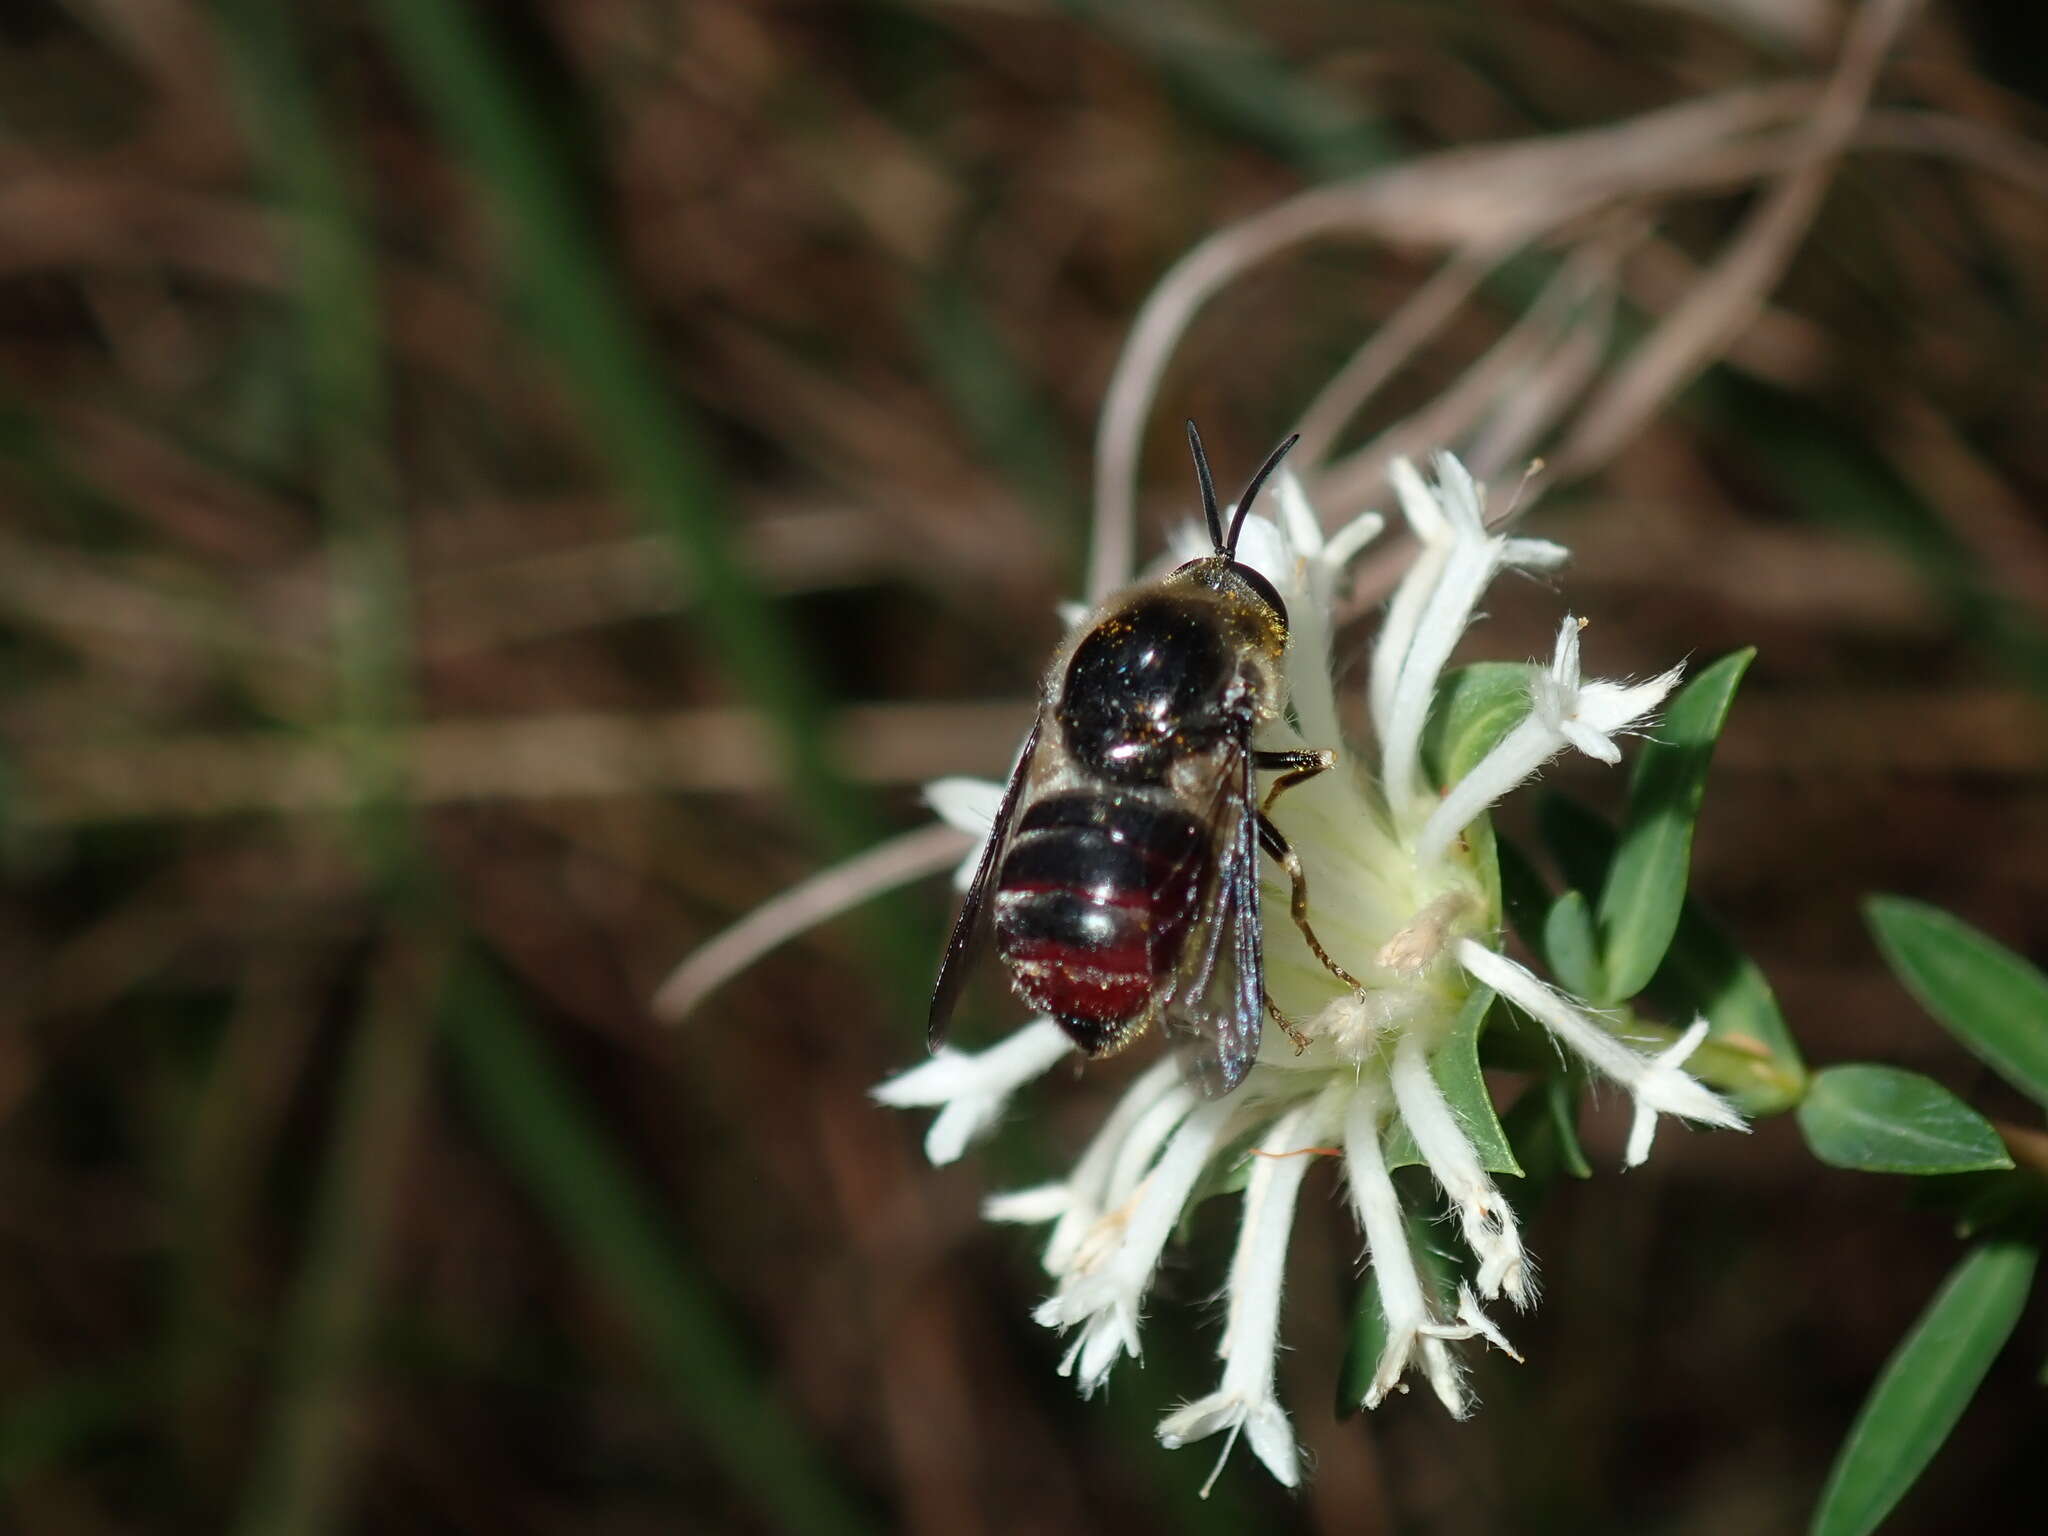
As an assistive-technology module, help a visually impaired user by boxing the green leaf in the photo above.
[1811,1238,2038,1536]
[1382,988,1522,1178]
[1796,1066,2012,1175]
[1423,662,1533,787]
[1541,890,1603,1001]
[1866,897,2048,1111]
[1596,649,1754,1003]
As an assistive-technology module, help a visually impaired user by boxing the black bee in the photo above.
[928,422,1361,1097]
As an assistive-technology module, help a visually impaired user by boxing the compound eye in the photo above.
[1232,563,1288,628]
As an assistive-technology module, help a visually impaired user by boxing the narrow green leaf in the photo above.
[443,956,874,1536]
[1541,890,1603,1001]
[1796,1066,2013,1175]
[913,275,1079,528]
[1072,0,1397,178]
[1597,649,1754,1002]
[1540,1069,1592,1179]
[367,0,932,1021]
[1866,897,2048,1111]
[1811,1239,2038,1536]
[1382,988,1522,1178]
[1423,662,1533,787]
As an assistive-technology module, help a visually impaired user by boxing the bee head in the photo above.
[1180,420,1295,629]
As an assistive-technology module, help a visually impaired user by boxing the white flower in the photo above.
[870,1019,1071,1165]
[1416,615,1682,864]
[875,456,1745,1490]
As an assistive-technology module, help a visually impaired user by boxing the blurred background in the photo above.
[3,1,2046,1532]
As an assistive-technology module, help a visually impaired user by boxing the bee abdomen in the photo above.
[992,794,1208,1053]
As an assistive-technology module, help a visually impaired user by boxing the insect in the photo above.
[928,422,1362,1096]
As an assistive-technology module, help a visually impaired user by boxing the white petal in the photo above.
[1428,451,1486,533]
[925,777,1008,889]
[923,775,1005,838]
[1341,1091,1470,1418]
[1454,944,1745,1168]
[1157,1096,1326,1492]
[1387,1033,1530,1306]
[1500,536,1569,572]
[1229,515,1295,602]
[1273,469,1326,558]
[1549,615,1584,687]
[1561,720,1623,763]
[1042,1056,1184,1276]
[1415,712,1554,867]
[1166,519,1213,565]
[1624,1018,1744,1167]
[1241,1396,1302,1489]
[1389,456,1450,542]
[1573,666,1684,736]
[1036,1101,1236,1392]
[1380,528,1503,810]
[872,1019,1074,1165]
[1320,508,1386,574]
[983,1184,1069,1224]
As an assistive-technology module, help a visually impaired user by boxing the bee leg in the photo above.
[1257,810,1365,992]
[1263,991,1313,1054]
[1253,747,1335,814]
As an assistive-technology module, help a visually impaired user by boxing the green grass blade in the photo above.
[234,942,442,1536]
[1811,1238,2038,1536]
[1866,897,2048,1111]
[913,274,1080,534]
[1063,0,1395,177]
[212,11,433,1534]
[366,0,882,876]
[441,956,874,1536]
[1596,649,1753,1003]
[1796,1065,2012,1176]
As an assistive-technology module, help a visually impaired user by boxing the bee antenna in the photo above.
[1186,419,1226,552]
[1224,433,1300,558]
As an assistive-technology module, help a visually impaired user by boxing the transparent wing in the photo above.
[1157,733,1264,1097]
[927,717,1043,1050]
